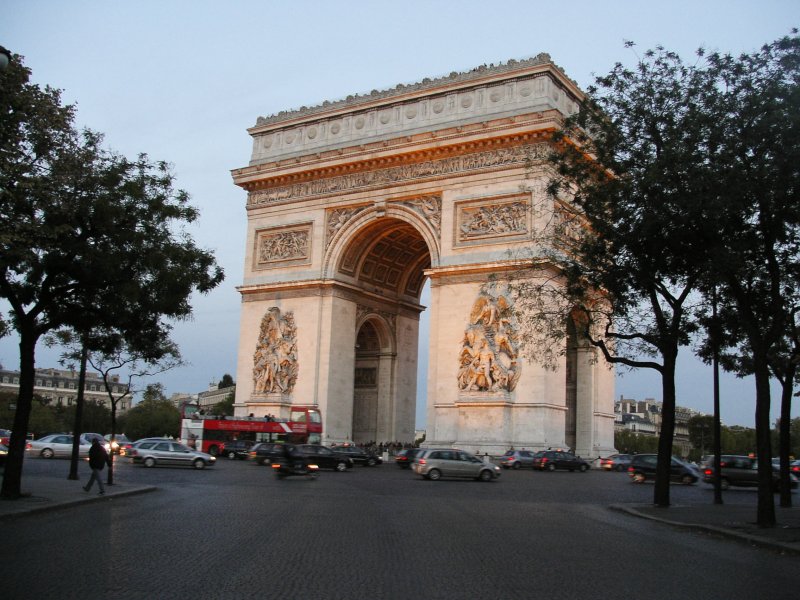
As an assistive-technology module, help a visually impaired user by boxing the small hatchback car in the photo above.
[412,448,501,481]
[499,450,535,469]
[532,450,590,472]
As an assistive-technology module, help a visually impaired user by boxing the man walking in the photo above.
[84,438,111,495]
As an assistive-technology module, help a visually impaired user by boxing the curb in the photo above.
[609,503,800,556]
[0,486,158,521]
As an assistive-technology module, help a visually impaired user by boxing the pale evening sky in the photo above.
[1,1,798,429]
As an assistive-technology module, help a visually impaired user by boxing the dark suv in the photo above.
[628,454,698,484]
[395,448,425,469]
[702,454,798,492]
[223,440,257,460]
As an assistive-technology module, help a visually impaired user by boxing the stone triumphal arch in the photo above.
[231,54,616,457]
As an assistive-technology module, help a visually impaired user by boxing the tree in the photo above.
[0,54,224,499]
[123,388,180,440]
[687,415,715,458]
[219,373,235,388]
[515,43,718,508]
[696,34,800,525]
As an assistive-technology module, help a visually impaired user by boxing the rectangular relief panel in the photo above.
[453,193,531,247]
[253,222,312,270]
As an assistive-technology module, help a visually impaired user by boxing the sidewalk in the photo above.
[612,502,800,555]
[0,472,156,519]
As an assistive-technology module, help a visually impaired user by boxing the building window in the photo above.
[2,376,8,383]
[36,380,42,386]
[13,377,19,384]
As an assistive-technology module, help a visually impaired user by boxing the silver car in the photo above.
[29,434,94,458]
[127,440,216,469]
[412,448,501,481]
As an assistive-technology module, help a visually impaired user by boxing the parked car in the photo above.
[532,450,590,472]
[249,442,286,466]
[0,443,7,466]
[29,434,94,458]
[499,450,535,469]
[702,454,798,491]
[293,444,353,471]
[599,453,633,472]
[395,448,424,469]
[127,440,216,469]
[223,440,257,460]
[628,454,698,484]
[412,448,501,481]
[332,445,383,466]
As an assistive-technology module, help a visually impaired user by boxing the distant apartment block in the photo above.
[0,366,130,411]
[615,396,702,455]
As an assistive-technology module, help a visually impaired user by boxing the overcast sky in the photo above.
[2,1,799,429]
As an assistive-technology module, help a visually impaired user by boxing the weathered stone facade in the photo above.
[231,55,615,456]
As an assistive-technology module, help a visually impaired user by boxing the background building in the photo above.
[0,366,130,411]
[615,395,701,456]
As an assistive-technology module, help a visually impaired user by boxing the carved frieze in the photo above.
[248,143,547,206]
[454,194,530,246]
[254,223,311,269]
[326,205,368,249]
[458,290,520,393]
[252,307,298,395]
[399,195,441,235]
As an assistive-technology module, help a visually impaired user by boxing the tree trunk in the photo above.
[107,401,117,486]
[0,320,38,499]
[653,351,677,507]
[67,344,88,480]
[778,366,794,508]
[753,358,776,527]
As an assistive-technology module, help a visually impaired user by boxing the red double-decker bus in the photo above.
[180,406,322,456]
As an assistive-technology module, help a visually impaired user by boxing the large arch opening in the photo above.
[335,215,432,444]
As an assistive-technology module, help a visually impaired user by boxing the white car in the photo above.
[29,434,93,458]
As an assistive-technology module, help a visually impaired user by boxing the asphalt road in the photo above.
[2,457,794,599]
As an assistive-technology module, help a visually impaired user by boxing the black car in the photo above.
[223,439,257,460]
[628,454,698,484]
[702,454,798,492]
[294,444,354,472]
[531,450,590,472]
[249,442,286,466]
[395,448,424,469]
[332,445,383,466]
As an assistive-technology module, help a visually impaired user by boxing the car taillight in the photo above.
[704,468,713,476]
[627,466,634,473]
[418,459,426,465]
[541,458,548,464]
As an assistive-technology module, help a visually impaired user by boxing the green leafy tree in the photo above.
[219,373,235,388]
[124,385,180,440]
[687,415,715,458]
[691,34,800,524]
[516,43,717,508]
[613,430,659,455]
[0,54,224,499]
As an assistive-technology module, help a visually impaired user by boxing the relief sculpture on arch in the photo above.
[458,290,520,394]
[252,307,298,396]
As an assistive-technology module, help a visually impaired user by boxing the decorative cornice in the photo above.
[251,54,576,128]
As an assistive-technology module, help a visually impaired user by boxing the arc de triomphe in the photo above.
[231,54,616,457]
